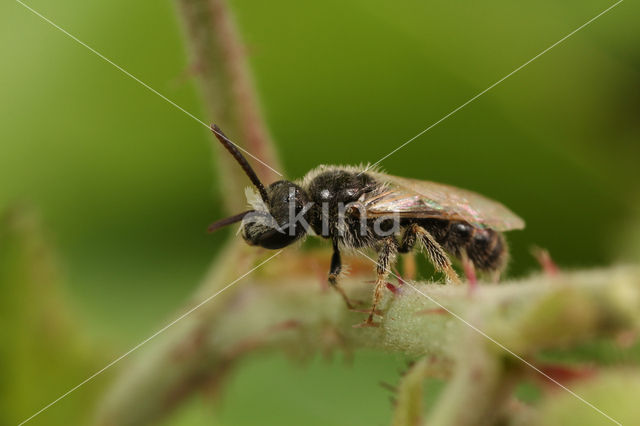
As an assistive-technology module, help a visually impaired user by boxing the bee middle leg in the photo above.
[401,223,461,284]
[365,237,398,325]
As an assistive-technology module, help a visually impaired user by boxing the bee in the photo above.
[208,125,525,326]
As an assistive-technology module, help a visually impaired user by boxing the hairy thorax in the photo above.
[302,167,384,248]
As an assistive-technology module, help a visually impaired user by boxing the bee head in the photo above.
[206,125,310,249]
[241,180,310,249]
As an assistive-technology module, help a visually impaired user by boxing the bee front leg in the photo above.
[365,237,398,326]
[328,240,356,309]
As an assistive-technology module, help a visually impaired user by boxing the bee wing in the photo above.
[364,173,525,231]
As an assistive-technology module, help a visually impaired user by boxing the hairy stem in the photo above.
[94,263,640,425]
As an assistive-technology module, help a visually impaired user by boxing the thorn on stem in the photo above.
[531,246,559,276]
[379,381,397,393]
[461,250,477,295]
[392,267,406,286]
[353,320,381,328]
[386,282,399,295]
[415,307,449,316]
[350,307,383,315]
[534,363,596,386]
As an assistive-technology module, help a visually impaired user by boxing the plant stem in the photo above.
[176,0,282,212]
[94,265,640,425]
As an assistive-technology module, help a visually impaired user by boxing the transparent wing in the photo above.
[364,173,525,231]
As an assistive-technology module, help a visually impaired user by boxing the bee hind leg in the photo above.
[408,224,460,284]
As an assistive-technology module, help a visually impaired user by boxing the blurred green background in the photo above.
[1,0,639,425]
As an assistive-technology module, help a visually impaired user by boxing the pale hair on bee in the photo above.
[244,187,268,212]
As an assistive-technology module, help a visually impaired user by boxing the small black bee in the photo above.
[208,125,525,326]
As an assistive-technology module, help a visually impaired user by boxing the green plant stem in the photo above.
[1,207,105,425]
[94,264,640,425]
[176,0,281,212]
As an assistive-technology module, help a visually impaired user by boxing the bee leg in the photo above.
[365,237,398,325]
[414,225,461,284]
[398,225,418,253]
[328,240,356,309]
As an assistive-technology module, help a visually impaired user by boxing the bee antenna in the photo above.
[211,124,269,204]
[207,210,254,233]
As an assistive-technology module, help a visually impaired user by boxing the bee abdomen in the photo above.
[466,228,507,272]
[420,220,508,273]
